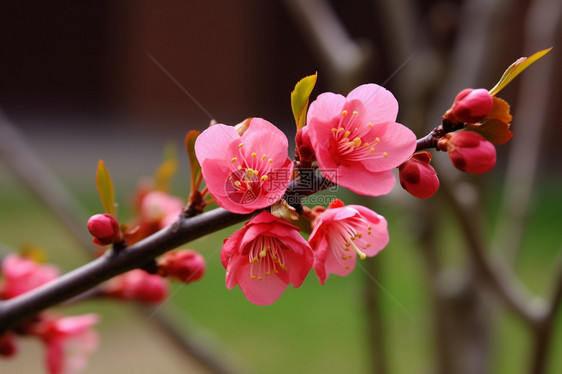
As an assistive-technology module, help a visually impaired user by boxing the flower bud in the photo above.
[446,88,494,123]
[295,126,315,167]
[234,118,252,136]
[399,152,439,199]
[443,131,496,174]
[87,213,122,245]
[103,269,169,304]
[158,250,205,284]
[0,332,17,357]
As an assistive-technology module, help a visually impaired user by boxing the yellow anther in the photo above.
[268,158,273,163]
[370,148,375,153]
[259,249,267,257]
[238,143,244,148]
[368,123,373,127]
[352,110,358,115]
[246,169,258,178]
[258,276,263,280]
[237,165,242,170]
[251,152,257,157]
[344,131,351,138]
[383,152,388,158]
[231,157,237,163]
[261,175,269,181]
[234,181,242,187]
[375,137,380,143]
[338,127,344,132]
[331,128,337,132]
[342,110,348,116]
[351,138,361,147]
[251,275,256,279]
[261,155,266,160]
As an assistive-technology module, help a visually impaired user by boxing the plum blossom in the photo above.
[195,118,293,214]
[221,212,313,305]
[398,152,440,199]
[308,200,389,284]
[158,249,206,284]
[102,269,169,304]
[306,84,417,196]
[446,88,494,123]
[439,131,496,174]
[1,253,59,299]
[87,213,122,246]
[35,314,99,374]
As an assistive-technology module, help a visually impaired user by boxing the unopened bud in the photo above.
[446,88,494,123]
[103,269,169,304]
[295,127,315,167]
[445,131,496,174]
[87,213,122,245]
[399,152,439,199]
[0,332,17,357]
[234,118,252,136]
[158,250,206,284]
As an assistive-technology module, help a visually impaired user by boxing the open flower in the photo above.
[306,84,417,196]
[308,200,389,284]
[1,253,59,299]
[221,212,313,305]
[195,118,293,214]
[35,313,99,374]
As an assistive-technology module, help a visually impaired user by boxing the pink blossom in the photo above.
[37,314,99,374]
[0,332,17,357]
[102,269,169,304]
[195,118,294,214]
[158,249,206,283]
[308,200,389,284]
[87,213,122,246]
[140,190,184,229]
[398,152,440,199]
[221,212,313,305]
[441,131,496,174]
[306,84,417,196]
[447,88,494,123]
[1,253,59,299]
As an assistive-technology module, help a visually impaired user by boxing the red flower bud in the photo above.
[398,152,439,199]
[295,127,315,167]
[158,249,206,284]
[0,332,17,357]
[87,214,122,245]
[103,269,169,304]
[447,88,494,123]
[445,131,496,174]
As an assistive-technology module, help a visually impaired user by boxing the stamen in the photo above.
[251,152,257,157]
[231,157,237,163]
[342,110,348,116]
[352,111,358,115]
[343,131,351,138]
[383,152,388,158]
[238,143,244,148]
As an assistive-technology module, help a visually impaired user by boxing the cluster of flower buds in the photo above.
[0,254,99,374]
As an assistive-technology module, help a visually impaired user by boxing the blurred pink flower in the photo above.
[195,118,293,214]
[1,253,59,299]
[308,200,389,284]
[103,269,169,305]
[37,314,99,374]
[306,84,417,196]
[158,249,206,284]
[398,152,440,199]
[221,212,313,305]
[140,190,184,229]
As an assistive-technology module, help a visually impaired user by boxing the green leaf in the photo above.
[489,47,552,96]
[96,160,115,215]
[154,143,178,192]
[185,130,202,193]
[291,73,318,130]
